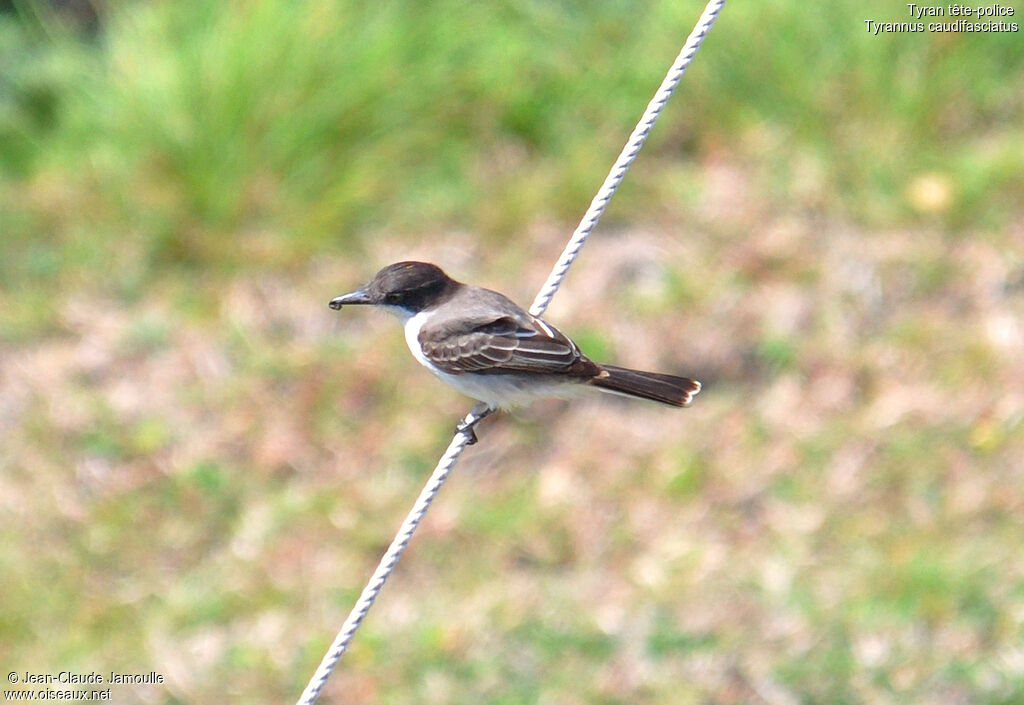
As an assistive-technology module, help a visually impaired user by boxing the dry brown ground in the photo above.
[3,183,1024,702]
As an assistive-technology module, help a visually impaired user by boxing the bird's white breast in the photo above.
[402,309,435,369]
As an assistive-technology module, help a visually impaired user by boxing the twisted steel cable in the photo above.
[296,2,725,702]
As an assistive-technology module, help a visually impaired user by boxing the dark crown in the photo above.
[367,261,455,309]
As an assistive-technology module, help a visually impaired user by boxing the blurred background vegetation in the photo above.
[2,0,1023,702]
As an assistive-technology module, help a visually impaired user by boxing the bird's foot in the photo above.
[456,404,494,445]
[455,418,479,445]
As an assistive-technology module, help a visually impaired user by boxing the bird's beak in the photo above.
[329,289,373,310]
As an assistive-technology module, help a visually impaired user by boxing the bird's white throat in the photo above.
[401,309,435,370]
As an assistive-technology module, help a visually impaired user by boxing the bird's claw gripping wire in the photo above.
[456,404,493,445]
[455,420,478,445]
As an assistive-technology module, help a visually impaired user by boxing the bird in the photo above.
[329,261,700,442]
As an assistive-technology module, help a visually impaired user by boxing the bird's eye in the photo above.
[385,293,401,304]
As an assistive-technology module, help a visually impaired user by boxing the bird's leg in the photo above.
[456,403,494,445]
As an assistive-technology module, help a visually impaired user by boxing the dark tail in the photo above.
[590,364,701,408]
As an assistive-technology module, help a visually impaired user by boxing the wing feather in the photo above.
[419,310,597,377]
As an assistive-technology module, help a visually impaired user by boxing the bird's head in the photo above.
[329,261,456,317]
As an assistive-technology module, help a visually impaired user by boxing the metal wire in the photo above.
[531,0,726,317]
[296,2,725,702]
[294,405,489,705]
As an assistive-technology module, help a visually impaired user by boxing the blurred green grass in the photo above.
[2,1,1024,704]
[2,0,1021,287]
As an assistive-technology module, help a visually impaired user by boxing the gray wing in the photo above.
[419,297,599,378]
